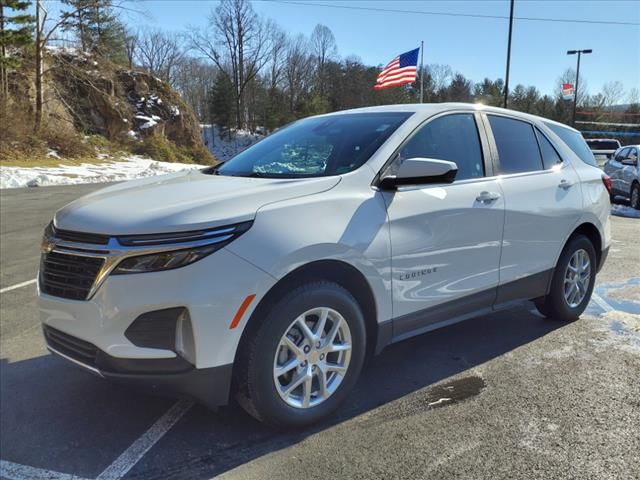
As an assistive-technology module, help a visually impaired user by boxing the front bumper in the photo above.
[39,247,276,406]
[44,324,233,407]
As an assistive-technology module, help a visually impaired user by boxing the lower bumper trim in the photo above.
[102,364,233,409]
[47,345,104,377]
[46,331,233,408]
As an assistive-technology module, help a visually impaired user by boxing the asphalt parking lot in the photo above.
[1,184,639,480]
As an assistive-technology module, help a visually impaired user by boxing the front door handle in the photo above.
[558,179,574,190]
[476,191,501,203]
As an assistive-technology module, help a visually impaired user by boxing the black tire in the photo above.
[631,183,640,210]
[534,234,597,322]
[235,281,366,428]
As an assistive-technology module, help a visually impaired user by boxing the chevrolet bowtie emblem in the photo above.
[41,236,56,253]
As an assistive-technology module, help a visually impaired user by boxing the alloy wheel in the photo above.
[273,307,352,409]
[563,248,591,308]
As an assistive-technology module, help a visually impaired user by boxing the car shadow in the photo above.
[0,304,565,479]
[130,305,568,479]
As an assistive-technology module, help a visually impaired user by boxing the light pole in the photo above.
[503,0,515,108]
[567,49,592,127]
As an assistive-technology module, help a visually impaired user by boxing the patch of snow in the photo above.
[46,150,60,159]
[612,204,640,219]
[44,45,80,55]
[135,115,159,130]
[200,125,263,163]
[0,156,203,189]
[170,105,180,117]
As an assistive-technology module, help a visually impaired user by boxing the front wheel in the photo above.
[631,183,640,210]
[235,282,366,428]
[534,235,597,322]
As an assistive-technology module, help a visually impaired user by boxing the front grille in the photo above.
[43,325,98,367]
[40,251,105,300]
[53,227,110,245]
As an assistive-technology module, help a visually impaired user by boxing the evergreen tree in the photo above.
[61,0,126,63]
[209,74,235,137]
[0,0,34,102]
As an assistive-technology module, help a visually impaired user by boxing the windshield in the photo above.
[586,140,620,150]
[215,112,412,178]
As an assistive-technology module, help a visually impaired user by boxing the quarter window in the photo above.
[535,128,563,169]
[488,115,543,174]
[544,122,597,167]
[398,113,485,181]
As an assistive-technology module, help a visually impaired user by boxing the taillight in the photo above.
[602,174,612,194]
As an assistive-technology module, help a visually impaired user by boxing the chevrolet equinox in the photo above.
[39,104,611,427]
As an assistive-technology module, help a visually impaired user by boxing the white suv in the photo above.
[39,104,611,427]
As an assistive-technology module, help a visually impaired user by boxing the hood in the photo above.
[54,170,341,235]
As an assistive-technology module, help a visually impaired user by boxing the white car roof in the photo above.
[325,102,580,133]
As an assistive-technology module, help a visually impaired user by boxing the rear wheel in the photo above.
[235,282,366,428]
[631,183,640,210]
[534,235,596,322]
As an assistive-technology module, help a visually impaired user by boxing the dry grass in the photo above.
[0,153,112,168]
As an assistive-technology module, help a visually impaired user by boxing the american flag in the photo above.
[374,47,420,90]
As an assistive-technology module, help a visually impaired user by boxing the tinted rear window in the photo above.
[488,115,543,174]
[544,122,597,167]
[586,140,620,150]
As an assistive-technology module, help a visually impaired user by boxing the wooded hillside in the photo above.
[1,0,638,165]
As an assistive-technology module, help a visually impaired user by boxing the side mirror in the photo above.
[621,157,637,166]
[379,158,458,190]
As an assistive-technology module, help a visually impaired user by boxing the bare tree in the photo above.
[123,27,137,69]
[427,64,453,95]
[309,24,336,96]
[173,57,217,120]
[135,28,185,84]
[188,0,271,129]
[284,34,313,111]
[601,81,625,108]
[265,20,287,94]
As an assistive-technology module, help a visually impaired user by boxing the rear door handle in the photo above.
[476,191,501,203]
[558,179,574,190]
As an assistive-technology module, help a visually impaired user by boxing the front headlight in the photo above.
[112,221,252,274]
[112,244,221,274]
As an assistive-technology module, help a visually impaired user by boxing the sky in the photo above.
[61,0,640,98]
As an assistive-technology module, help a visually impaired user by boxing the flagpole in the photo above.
[419,40,424,103]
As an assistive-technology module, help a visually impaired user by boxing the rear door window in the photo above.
[544,122,597,167]
[488,115,543,174]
